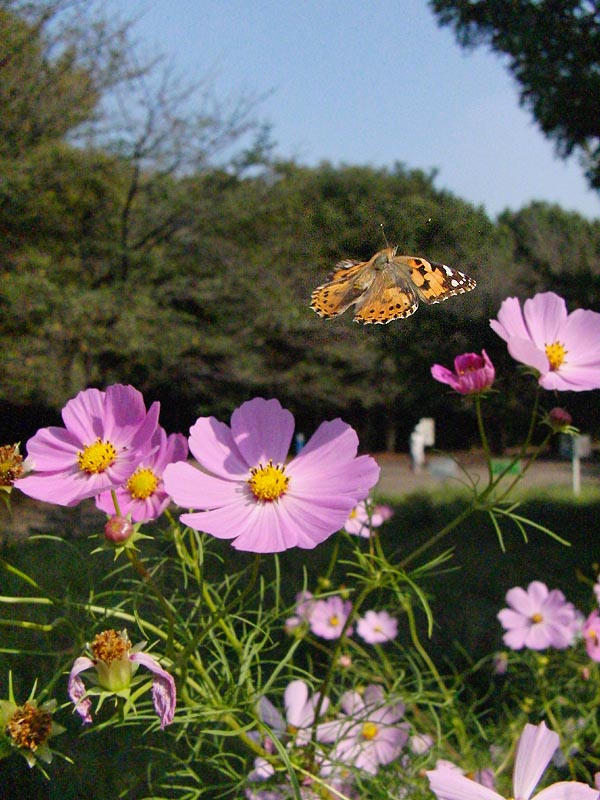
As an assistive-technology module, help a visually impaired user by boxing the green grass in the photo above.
[0,489,598,797]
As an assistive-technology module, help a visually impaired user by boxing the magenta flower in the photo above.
[497,581,578,650]
[431,350,495,394]
[95,426,188,522]
[490,292,600,391]
[343,499,394,537]
[68,629,176,729]
[356,610,398,644]
[318,685,408,775]
[427,721,598,800]
[284,591,316,633]
[583,610,600,662]
[309,595,353,640]
[14,385,159,507]
[163,397,380,553]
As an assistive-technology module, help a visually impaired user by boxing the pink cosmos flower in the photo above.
[343,499,394,537]
[14,385,159,507]
[95,426,188,522]
[431,350,495,394]
[163,397,380,553]
[427,721,598,800]
[258,679,330,747]
[356,610,398,644]
[309,596,353,640]
[68,629,176,729]
[583,610,600,662]
[318,685,408,775]
[490,292,600,391]
[497,581,578,650]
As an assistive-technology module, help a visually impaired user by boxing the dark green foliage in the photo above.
[429,0,600,190]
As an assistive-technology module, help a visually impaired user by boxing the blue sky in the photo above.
[113,0,599,220]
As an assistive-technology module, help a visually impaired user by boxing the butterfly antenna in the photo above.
[380,223,390,248]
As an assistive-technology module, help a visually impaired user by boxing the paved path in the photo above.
[373,452,600,498]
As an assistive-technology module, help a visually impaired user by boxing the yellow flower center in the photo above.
[587,627,599,647]
[248,461,289,502]
[328,615,340,627]
[348,507,357,519]
[545,341,567,371]
[6,702,52,751]
[361,721,379,740]
[126,467,159,499]
[77,438,117,474]
[530,613,543,624]
[91,629,131,665]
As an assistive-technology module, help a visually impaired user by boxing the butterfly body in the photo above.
[310,246,476,324]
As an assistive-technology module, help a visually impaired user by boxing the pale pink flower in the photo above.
[15,385,159,507]
[497,581,578,650]
[284,680,330,745]
[96,426,188,521]
[490,293,600,391]
[163,398,379,553]
[356,610,398,644]
[427,721,597,800]
[284,590,315,632]
[343,499,394,537]
[68,629,175,729]
[318,685,408,775]
[309,596,353,640]
[583,610,600,662]
[431,350,495,394]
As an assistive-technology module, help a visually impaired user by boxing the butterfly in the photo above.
[310,246,476,325]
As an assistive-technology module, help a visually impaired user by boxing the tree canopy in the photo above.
[2,1,600,451]
[429,0,600,190]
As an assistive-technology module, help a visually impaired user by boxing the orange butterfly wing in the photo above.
[310,261,372,319]
[352,273,419,324]
[394,256,477,304]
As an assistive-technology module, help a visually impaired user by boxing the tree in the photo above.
[429,0,600,191]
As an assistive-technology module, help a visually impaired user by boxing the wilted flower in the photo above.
[583,610,600,662]
[309,596,353,640]
[163,397,379,553]
[68,629,175,729]
[96,426,187,522]
[356,610,398,644]
[490,292,600,391]
[427,721,597,800]
[343,499,394,537]
[0,680,64,770]
[497,581,578,650]
[431,350,495,394]
[15,385,159,507]
[318,685,408,775]
[0,443,29,493]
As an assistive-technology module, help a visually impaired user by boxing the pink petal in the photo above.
[427,768,504,800]
[188,416,249,478]
[490,296,528,342]
[68,656,95,724]
[130,652,176,728]
[163,462,242,508]
[522,293,567,350]
[290,419,359,472]
[61,388,107,442]
[506,338,550,373]
[231,398,294,466]
[22,426,82,471]
[284,680,309,727]
[513,722,558,800]
[534,783,600,800]
[288,452,380,499]
[431,364,460,389]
